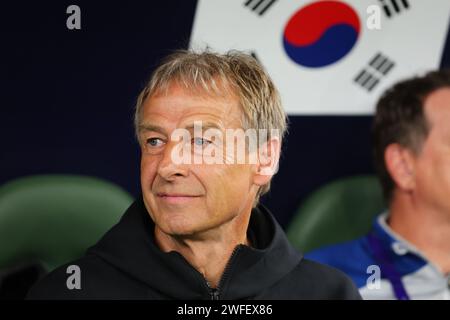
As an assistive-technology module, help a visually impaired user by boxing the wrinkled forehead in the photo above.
[147,78,246,123]
[141,80,245,129]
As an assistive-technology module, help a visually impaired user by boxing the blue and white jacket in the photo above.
[306,213,450,300]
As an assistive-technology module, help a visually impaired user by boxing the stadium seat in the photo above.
[287,175,386,254]
[0,175,134,273]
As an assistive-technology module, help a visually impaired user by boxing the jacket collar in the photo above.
[370,212,432,276]
[89,197,302,299]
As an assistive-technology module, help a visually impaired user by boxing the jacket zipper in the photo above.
[209,288,220,300]
[206,245,242,300]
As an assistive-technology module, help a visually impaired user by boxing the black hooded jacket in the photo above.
[27,198,361,300]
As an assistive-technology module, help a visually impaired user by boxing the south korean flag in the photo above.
[190,0,450,114]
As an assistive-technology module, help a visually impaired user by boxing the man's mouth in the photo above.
[156,192,202,204]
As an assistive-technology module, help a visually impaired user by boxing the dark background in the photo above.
[1,1,449,228]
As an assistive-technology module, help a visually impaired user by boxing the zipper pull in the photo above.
[210,288,220,300]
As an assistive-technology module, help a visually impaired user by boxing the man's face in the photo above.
[412,87,450,216]
[138,84,259,236]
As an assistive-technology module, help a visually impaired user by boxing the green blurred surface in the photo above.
[0,175,134,271]
[287,175,386,254]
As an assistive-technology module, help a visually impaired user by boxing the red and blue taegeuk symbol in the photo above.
[283,1,360,68]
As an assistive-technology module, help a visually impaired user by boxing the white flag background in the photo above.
[190,0,450,115]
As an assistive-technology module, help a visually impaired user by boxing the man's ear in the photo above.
[253,137,281,187]
[384,143,416,192]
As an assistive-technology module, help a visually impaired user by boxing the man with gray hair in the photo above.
[28,50,360,300]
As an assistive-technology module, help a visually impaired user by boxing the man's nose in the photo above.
[157,141,189,181]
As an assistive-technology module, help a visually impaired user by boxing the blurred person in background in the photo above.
[307,70,450,300]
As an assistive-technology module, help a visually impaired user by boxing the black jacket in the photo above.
[27,198,361,300]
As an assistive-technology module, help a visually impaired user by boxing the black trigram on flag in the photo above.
[368,53,396,76]
[244,0,278,16]
[354,53,395,92]
[378,0,410,18]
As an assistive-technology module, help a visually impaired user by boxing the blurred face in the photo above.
[412,88,450,217]
[138,84,260,237]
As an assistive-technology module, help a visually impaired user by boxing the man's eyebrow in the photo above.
[139,121,225,135]
[139,124,167,135]
[184,122,224,132]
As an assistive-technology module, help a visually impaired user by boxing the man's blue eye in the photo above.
[147,138,163,147]
[193,137,210,146]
